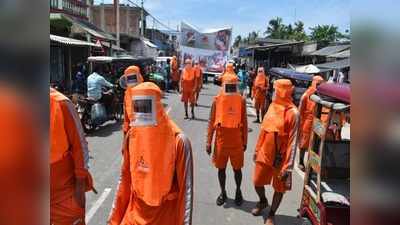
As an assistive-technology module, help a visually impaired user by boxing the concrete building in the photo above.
[90,3,158,57]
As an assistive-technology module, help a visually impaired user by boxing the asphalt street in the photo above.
[85,81,304,225]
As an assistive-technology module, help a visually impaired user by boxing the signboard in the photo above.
[180,22,232,73]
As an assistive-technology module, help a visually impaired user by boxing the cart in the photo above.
[299,83,350,225]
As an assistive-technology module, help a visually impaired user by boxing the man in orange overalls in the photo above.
[297,75,324,170]
[194,61,203,106]
[180,59,198,119]
[50,87,95,225]
[120,65,144,136]
[108,82,194,225]
[207,74,248,206]
[251,79,299,225]
[252,67,269,123]
[218,63,237,84]
[170,56,180,92]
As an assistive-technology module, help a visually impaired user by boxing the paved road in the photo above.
[85,81,303,225]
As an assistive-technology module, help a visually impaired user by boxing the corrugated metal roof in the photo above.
[328,49,350,58]
[100,41,125,51]
[315,58,350,69]
[310,45,350,56]
[50,34,101,47]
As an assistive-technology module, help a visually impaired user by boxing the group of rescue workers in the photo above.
[50,56,325,225]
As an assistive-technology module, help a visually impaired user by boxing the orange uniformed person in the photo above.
[180,59,198,119]
[218,63,237,84]
[207,74,248,206]
[108,82,194,225]
[170,56,180,92]
[120,65,144,135]
[193,61,203,106]
[251,79,299,225]
[297,75,324,170]
[50,87,95,225]
[252,67,269,123]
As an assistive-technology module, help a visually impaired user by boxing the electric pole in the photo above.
[141,0,145,37]
[114,0,120,48]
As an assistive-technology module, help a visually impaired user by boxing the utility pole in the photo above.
[141,0,145,37]
[115,0,120,48]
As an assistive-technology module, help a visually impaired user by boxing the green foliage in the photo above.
[264,17,308,41]
[50,18,73,36]
[309,25,344,42]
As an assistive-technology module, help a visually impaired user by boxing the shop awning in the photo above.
[143,39,158,48]
[50,34,101,47]
[328,49,350,58]
[100,41,125,51]
[50,13,115,41]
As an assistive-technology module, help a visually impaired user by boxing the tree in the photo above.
[265,17,287,39]
[309,25,344,42]
[293,21,308,41]
[233,35,242,47]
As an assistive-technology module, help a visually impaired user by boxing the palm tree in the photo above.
[309,25,343,42]
[233,35,242,47]
[265,17,287,39]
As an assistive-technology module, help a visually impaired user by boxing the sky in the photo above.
[94,0,350,38]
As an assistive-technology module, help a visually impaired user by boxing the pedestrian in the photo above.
[251,79,299,225]
[120,66,145,136]
[73,63,86,95]
[237,64,248,96]
[247,67,256,98]
[50,87,96,225]
[165,58,171,92]
[107,82,194,225]
[194,61,203,106]
[219,63,237,84]
[252,67,269,123]
[206,74,248,206]
[180,59,198,119]
[170,55,180,92]
[298,75,324,171]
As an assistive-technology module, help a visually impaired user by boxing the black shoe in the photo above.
[253,119,260,123]
[235,190,243,206]
[216,193,227,206]
[191,114,195,119]
[184,114,189,119]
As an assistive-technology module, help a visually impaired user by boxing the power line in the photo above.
[124,0,176,31]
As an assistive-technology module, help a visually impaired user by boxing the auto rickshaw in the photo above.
[299,83,350,225]
[268,67,313,106]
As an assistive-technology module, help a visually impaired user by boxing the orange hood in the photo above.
[127,82,181,206]
[261,79,295,134]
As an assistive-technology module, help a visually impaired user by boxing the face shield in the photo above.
[131,95,157,126]
[224,83,239,95]
[119,74,139,89]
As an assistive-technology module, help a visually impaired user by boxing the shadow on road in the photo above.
[196,104,211,109]
[224,199,300,224]
[86,121,122,137]
[191,117,209,123]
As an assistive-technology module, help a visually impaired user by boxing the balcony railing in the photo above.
[50,0,89,19]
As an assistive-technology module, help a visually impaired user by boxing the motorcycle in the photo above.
[77,86,122,133]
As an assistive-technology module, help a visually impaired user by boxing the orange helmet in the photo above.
[119,65,143,89]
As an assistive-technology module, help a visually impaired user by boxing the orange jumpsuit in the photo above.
[170,56,180,82]
[122,66,144,133]
[50,88,95,225]
[194,65,203,92]
[0,86,42,225]
[207,78,248,170]
[219,63,237,84]
[253,79,299,193]
[180,65,197,105]
[298,76,324,149]
[108,83,194,225]
[252,71,269,112]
